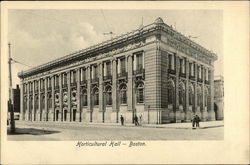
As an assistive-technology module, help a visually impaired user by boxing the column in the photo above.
[185,59,190,121]
[112,59,118,123]
[38,79,41,121]
[201,66,206,121]
[44,78,48,121]
[133,54,137,71]
[175,56,181,122]
[32,81,35,121]
[80,68,83,82]
[87,66,92,122]
[194,63,198,115]
[20,82,24,121]
[142,52,145,69]
[77,68,81,122]
[209,69,215,120]
[127,55,133,122]
[91,65,94,80]
[59,74,63,121]
[27,83,30,121]
[99,62,104,122]
[104,62,107,77]
[117,58,121,74]
[51,76,55,121]
[67,71,71,121]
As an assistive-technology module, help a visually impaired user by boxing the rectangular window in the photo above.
[106,62,111,76]
[136,53,143,70]
[94,66,98,79]
[120,58,126,73]
[81,69,86,81]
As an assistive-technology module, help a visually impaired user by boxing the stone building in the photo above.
[18,17,217,124]
[214,75,224,120]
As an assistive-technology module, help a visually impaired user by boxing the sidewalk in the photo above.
[16,120,224,130]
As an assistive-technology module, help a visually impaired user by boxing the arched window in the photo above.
[105,86,112,105]
[81,89,87,107]
[35,96,39,110]
[136,82,144,103]
[93,88,99,106]
[189,85,194,105]
[168,81,175,104]
[24,96,27,111]
[120,84,127,104]
[205,87,209,107]
[179,83,185,105]
[197,87,202,106]
[41,95,45,109]
[48,94,52,109]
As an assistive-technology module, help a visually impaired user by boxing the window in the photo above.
[106,62,111,76]
[120,58,126,73]
[136,53,143,70]
[189,87,194,105]
[93,88,99,106]
[48,94,52,109]
[169,54,175,70]
[105,86,112,105]
[24,97,27,111]
[41,95,45,109]
[179,85,185,105]
[81,90,87,106]
[197,87,202,106]
[180,58,185,74]
[81,68,86,81]
[30,97,33,109]
[120,85,127,104]
[63,73,67,85]
[71,71,76,83]
[136,83,144,103]
[168,82,175,104]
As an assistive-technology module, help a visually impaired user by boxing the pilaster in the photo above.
[38,79,41,121]
[32,81,35,121]
[59,74,63,121]
[44,78,48,121]
[87,66,92,122]
[67,71,71,121]
[51,76,55,121]
[127,55,133,113]
[194,63,198,115]
[175,55,181,122]
[208,69,215,120]
[112,58,118,123]
[20,82,24,121]
[99,62,104,122]
[77,68,81,122]
[27,83,30,121]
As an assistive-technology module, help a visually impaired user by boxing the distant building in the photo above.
[18,17,218,124]
[214,75,224,120]
[8,85,20,113]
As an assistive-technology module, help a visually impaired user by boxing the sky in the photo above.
[8,9,223,86]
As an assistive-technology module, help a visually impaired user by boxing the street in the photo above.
[8,121,224,141]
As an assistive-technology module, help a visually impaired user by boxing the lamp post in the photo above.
[8,43,15,133]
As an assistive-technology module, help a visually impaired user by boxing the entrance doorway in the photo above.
[214,103,218,120]
[64,110,67,121]
[56,110,59,121]
[73,109,76,121]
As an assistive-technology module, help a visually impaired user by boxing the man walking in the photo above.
[191,115,196,128]
[134,115,139,126]
[120,115,124,126]
[195,115,200,127]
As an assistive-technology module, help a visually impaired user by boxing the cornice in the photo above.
[18,17,217,79]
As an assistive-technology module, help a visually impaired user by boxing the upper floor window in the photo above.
[120,58,126,73]
[180,58,186,74]
[106,62,112,76]
[63,73,67,85]
[168,54,175,70]
[71,70,76,83]
[81,68,87,81]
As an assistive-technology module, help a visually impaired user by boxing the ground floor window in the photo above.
[120,85,127,104]
[105,86,112,105]
[136,83,144,103]
[81,90,87,106]
[93,88,99,106]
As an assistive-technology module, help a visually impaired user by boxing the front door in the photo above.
[64,110,67,121]
[73,109,76,121]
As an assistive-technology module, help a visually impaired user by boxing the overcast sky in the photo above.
[8,9,223,86]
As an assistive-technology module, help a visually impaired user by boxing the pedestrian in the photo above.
[134,115,139,126]
[191,115,196,128]
[139,115,142,126]
[195,115,200,127]
[120,115,124,126]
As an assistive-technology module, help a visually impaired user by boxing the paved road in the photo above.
[8,121,223,141]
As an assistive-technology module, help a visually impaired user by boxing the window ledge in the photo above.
[120,104,128,106]
[136,103,145,105]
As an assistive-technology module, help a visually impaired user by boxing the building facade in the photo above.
[18,18,217,124]
[214,75,224,120]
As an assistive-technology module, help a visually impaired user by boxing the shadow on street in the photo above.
[7,127,61,136]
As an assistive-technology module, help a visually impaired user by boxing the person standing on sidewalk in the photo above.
[120,115,124,126]
[134,115,139,126]
[195,115,200,127]
[139,115,142,126]
[191,115,196,128]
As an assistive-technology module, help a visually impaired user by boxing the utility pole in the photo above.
[8,42,15,133]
